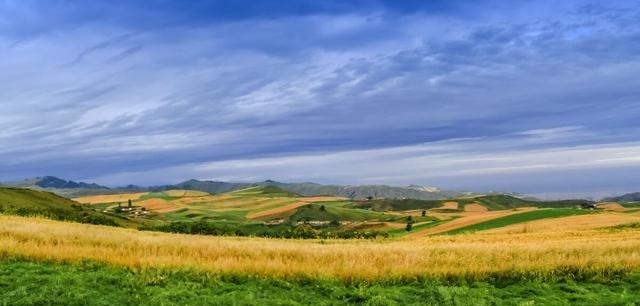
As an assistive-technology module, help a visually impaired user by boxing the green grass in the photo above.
[229,186,299,198]
[444,209,595,235]
[2,257,640,305]
[388,219,443,237]
[0,187,127,227]
[137,192,177,201]
[288,204,396,222]
[163,208,247,222]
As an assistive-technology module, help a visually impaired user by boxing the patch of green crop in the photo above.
[444,209,594,235]
[137,192,177,201]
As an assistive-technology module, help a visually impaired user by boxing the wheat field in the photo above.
[1,215,640,281]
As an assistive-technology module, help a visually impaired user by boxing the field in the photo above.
[5,186,640,304]
[3,215,640,304]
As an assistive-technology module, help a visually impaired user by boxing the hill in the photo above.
[3,176,108,190]
[155,179,465,200]
[604,192,640,203]
[355,194,594,211]
[0,187,125,226]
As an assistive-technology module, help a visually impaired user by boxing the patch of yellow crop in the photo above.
[481,212,640,234]
[2,215,640,281]
[246,201,307,219]
[464,203,488,212]
[439,201,459,210]
[299,196,349,202]
[163,190,210,197]
[135,199,183,213]
[406,208,537,237]
[73,192,149,204]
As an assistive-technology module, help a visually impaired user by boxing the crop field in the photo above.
[3,208,640,304]
[3,214,640,282]
[73,192,149,204]
[442,208,596,235]
[73,189,349,223]
[405,208,537,237]
[483,211,640,234]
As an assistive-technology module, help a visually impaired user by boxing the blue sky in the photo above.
[1,0,640,198]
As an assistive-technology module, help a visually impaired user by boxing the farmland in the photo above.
[2,215,640,304]
[4,186,640,304]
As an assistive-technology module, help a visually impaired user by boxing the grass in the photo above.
[287,204,396,222]
[443,209,594,235]
[3,215,640,282]
[388,220,443,237]
[229,186,299,198]
[3,257,640,306]
[138,192,177,201]
[0,187,126,227]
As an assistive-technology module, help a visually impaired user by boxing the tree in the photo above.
[407,215,413,222]
[421,210,426,217]
[405,222,413,232]
[320,205,326,212]
[128,199,132,207]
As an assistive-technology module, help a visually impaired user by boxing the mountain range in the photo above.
[1,176,467,200]
[3,176,636,202]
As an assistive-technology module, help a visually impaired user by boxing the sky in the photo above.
[1,0,640,198]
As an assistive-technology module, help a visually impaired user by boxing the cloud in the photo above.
[0,1,639,196]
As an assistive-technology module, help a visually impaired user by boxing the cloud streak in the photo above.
[1,0,639,196]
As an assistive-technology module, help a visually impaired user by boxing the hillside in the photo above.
[604,192,640,203]
[157,179,465,200]
[355,194,594,211]
[0,187,125,226]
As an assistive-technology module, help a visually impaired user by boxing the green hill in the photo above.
[228,185,299,197]
[287,204,397,223]
[0,187,125,227]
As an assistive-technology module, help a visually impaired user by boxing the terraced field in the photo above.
[73,187,351,224]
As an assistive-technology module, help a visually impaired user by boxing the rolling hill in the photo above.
[604,192,640,203]
[355,194,595,211]
[0,187,126,226]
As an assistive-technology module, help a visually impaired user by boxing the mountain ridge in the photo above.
[2,176,465,200]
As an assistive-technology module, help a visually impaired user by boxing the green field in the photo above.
[2,257,639,306]
[444,209,595,235]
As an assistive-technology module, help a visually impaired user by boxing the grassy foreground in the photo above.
[2,257,640,306]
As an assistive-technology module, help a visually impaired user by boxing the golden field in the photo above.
[2,215,640,281]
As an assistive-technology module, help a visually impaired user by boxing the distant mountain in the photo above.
[603,192,640,202]
[156,179,466,200]
[2,176,109,190]
[0,176,471,200]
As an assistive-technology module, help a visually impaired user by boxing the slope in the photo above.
[0,187,125,227]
